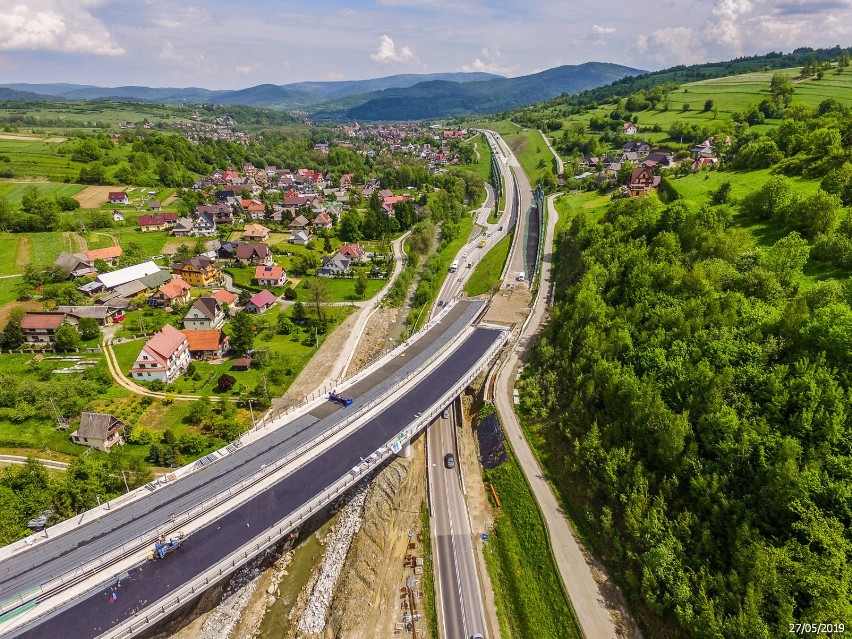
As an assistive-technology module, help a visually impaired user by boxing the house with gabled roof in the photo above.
[289,215,311,230]
[245,289,278,314]
[151,277,191,307]
[210,289,238,306]
[623,122,638,135]
[312,211,333,230]
[54,252,97,279]
[338,243,366,262]
[130,324,190,383]
[255,265,287,287]
[20,312,66,344]
[172,256,221,287]
[243,223,271,242]
[71,412,125,452]
[183,295,225,330]
[289,230,312,246]
[108,191,129,204]
[235,242,272,265]
[179,329,230,359]
[85,246,123,264]
[627,167,660,197]
[317,253,351,277]
[137,213,178,232]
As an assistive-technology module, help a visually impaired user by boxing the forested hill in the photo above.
[522,195,852,636]
[309,62,643,121]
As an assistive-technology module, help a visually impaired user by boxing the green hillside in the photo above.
[492,53,852,639]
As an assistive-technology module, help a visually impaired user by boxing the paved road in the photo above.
[2,302,494,636]
[13,324,503,639]
[493,195,620,639]
[428,403,487,639]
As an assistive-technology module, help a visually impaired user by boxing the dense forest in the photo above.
[520,187,852,635]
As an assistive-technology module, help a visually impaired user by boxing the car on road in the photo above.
[498,225,503,231]
[444,453,455,469]
[462,252,467,258]
[471,634,485,639]
[517,271,525,282]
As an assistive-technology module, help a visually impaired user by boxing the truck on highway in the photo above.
[328,392,353,407]
[449,260,459,273]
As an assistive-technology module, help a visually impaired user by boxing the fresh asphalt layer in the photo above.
[4,301,496,638]
[13,326,503,639]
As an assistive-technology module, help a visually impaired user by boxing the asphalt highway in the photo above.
[2,301,494,638]
[428,403,486,639]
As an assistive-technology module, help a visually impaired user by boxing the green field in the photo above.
[503,128,557,187]
[0,181,86,207]
[465,232,511,296]
[484,452,582,639]
[0,139,82,181]
[464,133,495,183]
[0,276,21,305]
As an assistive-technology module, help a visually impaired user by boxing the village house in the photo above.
[71,412,125,452]
[243,223,271,242]
[289,215,311,230]
[137,213,178,232]
[289,230,312,246]
[622,122,638,135]
[148,200,162,211]
[150,277,192,307]
[54,252,97,279]
[172,256,222,287]
[20,312,66,344]
[197,204,234,225]
[210,289,238,306]
[317,252,351,277]
[235,242,272,266]
[130,324,190,383]
[312,211,333,230]
[627,167,661,197]
[340,173,354,189]
[179,329,230,360]
[244,289,278,314]
[85,246,123,265]
[183,295,226,330]
[56,305,121,326]
[108,191,129,204]
[255,265,287,287]
[623,141,652,156]
[338,243,367,262]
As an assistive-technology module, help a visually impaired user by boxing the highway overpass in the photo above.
[0,300,507,639]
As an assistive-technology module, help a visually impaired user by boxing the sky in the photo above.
[0,0,850,89]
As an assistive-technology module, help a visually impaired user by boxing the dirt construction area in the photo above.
[483,283,533,327]
[74,185,127,208]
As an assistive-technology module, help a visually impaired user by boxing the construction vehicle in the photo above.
[151,532,184,559]
[328,392,353,407]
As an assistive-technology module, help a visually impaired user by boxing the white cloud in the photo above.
[705,0,753,50]
[591,25,616,36]
[370,35,420,64]
[459,45,517,75]
[0,1,124,56]
[635,26,704,65]
[326,70,345,80]
[159,41,182,61]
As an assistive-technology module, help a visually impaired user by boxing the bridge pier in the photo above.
[395,440,412,458]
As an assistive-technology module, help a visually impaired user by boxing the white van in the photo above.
[517,271,525,282]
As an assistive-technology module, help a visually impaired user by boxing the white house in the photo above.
[183,296,225,330]
[129,324,190,383]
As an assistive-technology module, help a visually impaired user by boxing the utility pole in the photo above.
[121,470,130,494]
[247,398,256,431]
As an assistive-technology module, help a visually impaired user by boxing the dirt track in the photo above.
[0,134,65,143]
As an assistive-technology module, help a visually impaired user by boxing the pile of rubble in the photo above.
[297,484,368,635]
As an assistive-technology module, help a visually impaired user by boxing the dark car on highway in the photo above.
[444,453,455,469]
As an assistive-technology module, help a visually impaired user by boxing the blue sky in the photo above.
[0,0,850,88]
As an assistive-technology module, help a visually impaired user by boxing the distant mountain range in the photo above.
[312,62,644,120]
[0,72,501,110]
[0,63,643,120]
